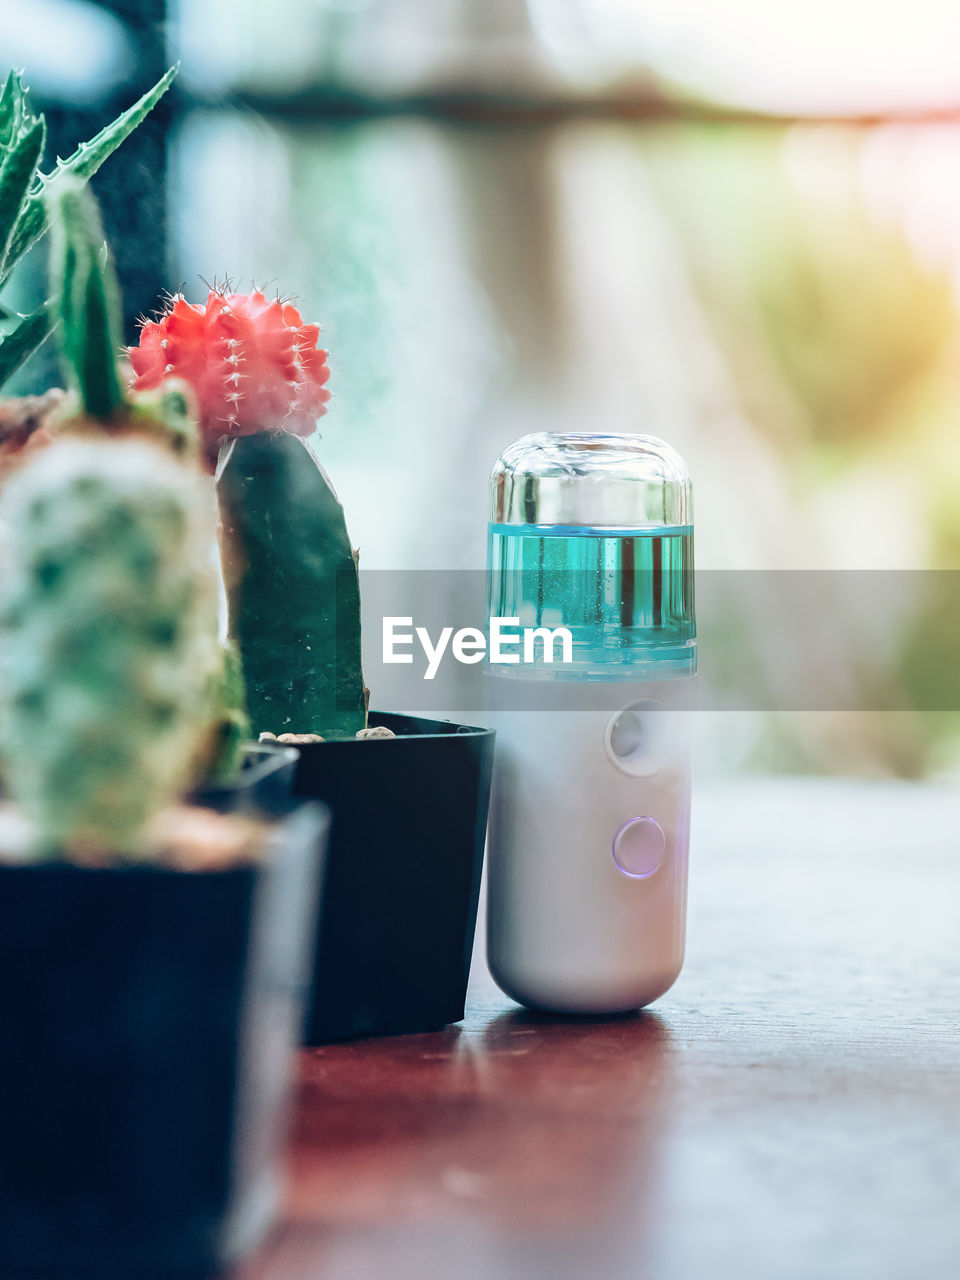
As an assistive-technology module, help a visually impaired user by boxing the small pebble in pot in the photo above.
[259,730,325,744]
[356,726,396,740]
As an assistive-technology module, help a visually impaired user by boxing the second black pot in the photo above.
[293,712,495,1043]
[0,802,327,1278]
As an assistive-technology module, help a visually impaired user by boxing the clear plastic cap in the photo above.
[490,432,692,530]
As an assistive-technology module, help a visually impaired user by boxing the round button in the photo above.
[604,700,667,777]
[612,817,665,879]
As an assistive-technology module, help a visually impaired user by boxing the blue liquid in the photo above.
[487,523,696,677]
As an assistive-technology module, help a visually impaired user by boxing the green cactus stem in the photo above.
[0,437,221,857]
[38,178,200,457]
[196,639,252,784]
[47,176,124,418]
[216,432,367,739]
[0,64,177,388]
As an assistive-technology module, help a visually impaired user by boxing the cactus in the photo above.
[216,432,366,738]
[129,290,331,467]
[40,176,199,457]
[0,65,177,389]
[43,179,243,777]
[47,176,124,418]
[130,289,366,739]
[0,437,222,858]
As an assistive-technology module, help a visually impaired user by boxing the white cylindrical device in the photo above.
[485,432,696,1015]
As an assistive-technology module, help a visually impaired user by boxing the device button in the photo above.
[604,699,667,777]
[612,817,665,879]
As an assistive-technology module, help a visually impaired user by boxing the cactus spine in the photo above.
[0,437,221,857]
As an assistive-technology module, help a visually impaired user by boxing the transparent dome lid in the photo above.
[489,432,692,530]
[487,433,696,678]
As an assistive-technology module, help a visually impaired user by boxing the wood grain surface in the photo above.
[233,778,960,1280]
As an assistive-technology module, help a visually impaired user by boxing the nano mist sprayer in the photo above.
[485,433,696,1015]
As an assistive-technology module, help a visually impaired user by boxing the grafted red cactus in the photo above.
[129,290,331,467]
[131,285,365,738]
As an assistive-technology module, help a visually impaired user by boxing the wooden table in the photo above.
[235,779,960,1279]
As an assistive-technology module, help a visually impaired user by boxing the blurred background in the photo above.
[4,0,960,780]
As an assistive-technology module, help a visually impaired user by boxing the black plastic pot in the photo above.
[190,741,300,817]
[0,801,328,1279]
[292,711,495,1043]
